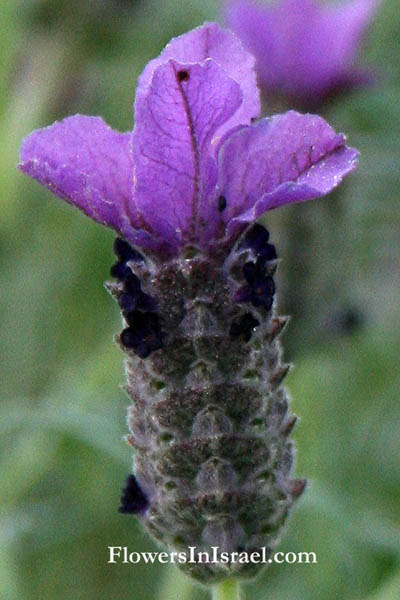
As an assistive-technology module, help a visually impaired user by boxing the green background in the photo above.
[1,1,399,598]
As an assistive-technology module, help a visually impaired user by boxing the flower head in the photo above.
[17,23,361,584]
[225,0,380,108]
[19,22,357,257]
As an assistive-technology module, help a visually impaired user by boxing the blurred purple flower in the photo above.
[225,0,380,108]
[19,22,357,256]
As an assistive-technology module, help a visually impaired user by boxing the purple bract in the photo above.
[225,0,380,107]
[19,22,358,256]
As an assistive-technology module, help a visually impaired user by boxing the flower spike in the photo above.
[18,22,358,585]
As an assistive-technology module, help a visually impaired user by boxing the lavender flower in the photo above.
[226,0,380,108]
[19,23,357,584]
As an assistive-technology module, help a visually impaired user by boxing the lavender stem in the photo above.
[212,579,241,600]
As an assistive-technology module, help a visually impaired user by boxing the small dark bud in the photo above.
[120,311,164,358]
[243,223,269,247]
[240,225,277,263]
[251,276,275,307]
[259,243,277,262]
[119,289,156,314]
[137,291,157,312]
[113,237,144,263]
[118,292,137,314]
[242,260,275,309]
[111,239,144,281]
[119,474,149,514]
[124,271,141,294]
[110,260,131,280]
[243,261,258,283]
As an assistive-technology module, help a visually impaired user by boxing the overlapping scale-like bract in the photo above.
[107,226,304,582]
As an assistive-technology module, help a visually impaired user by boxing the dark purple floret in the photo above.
[243,260,259,283]
[259,243,277,262]
[230,313,259,342]
[119,474,149,514]
[113,237,144,263]
[123,271,142,294]
[111,238,163,356]
[111,238,145,288]
[110,260,132,280]
[250,277,275,309]
[118,292,137,314]
[110,244,158,316]
[240,224,277,262]
[118,290,156,314]
[111,259,142,292]
[242,223,269,248]
[240,258,275,309]
[136,291,157,312]
[121,311,164,358]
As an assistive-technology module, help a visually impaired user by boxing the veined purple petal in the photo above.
[226,0,380,103]
[132,59,242,247]
[18,115,158,251]
[137,22,260,138]
[218,111,358,240]
[18,23,359,256]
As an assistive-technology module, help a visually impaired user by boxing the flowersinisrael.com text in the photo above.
[108,546,317,565]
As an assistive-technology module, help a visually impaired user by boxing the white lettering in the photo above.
[129,552,141,564]
[141,552,157,564]
[108,547,122,564]
[250,551,261,563]
[158,552,169,564]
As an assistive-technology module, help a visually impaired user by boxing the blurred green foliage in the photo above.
[1,1,399,599]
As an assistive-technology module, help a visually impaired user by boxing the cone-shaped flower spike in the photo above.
[19,23,358,583]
